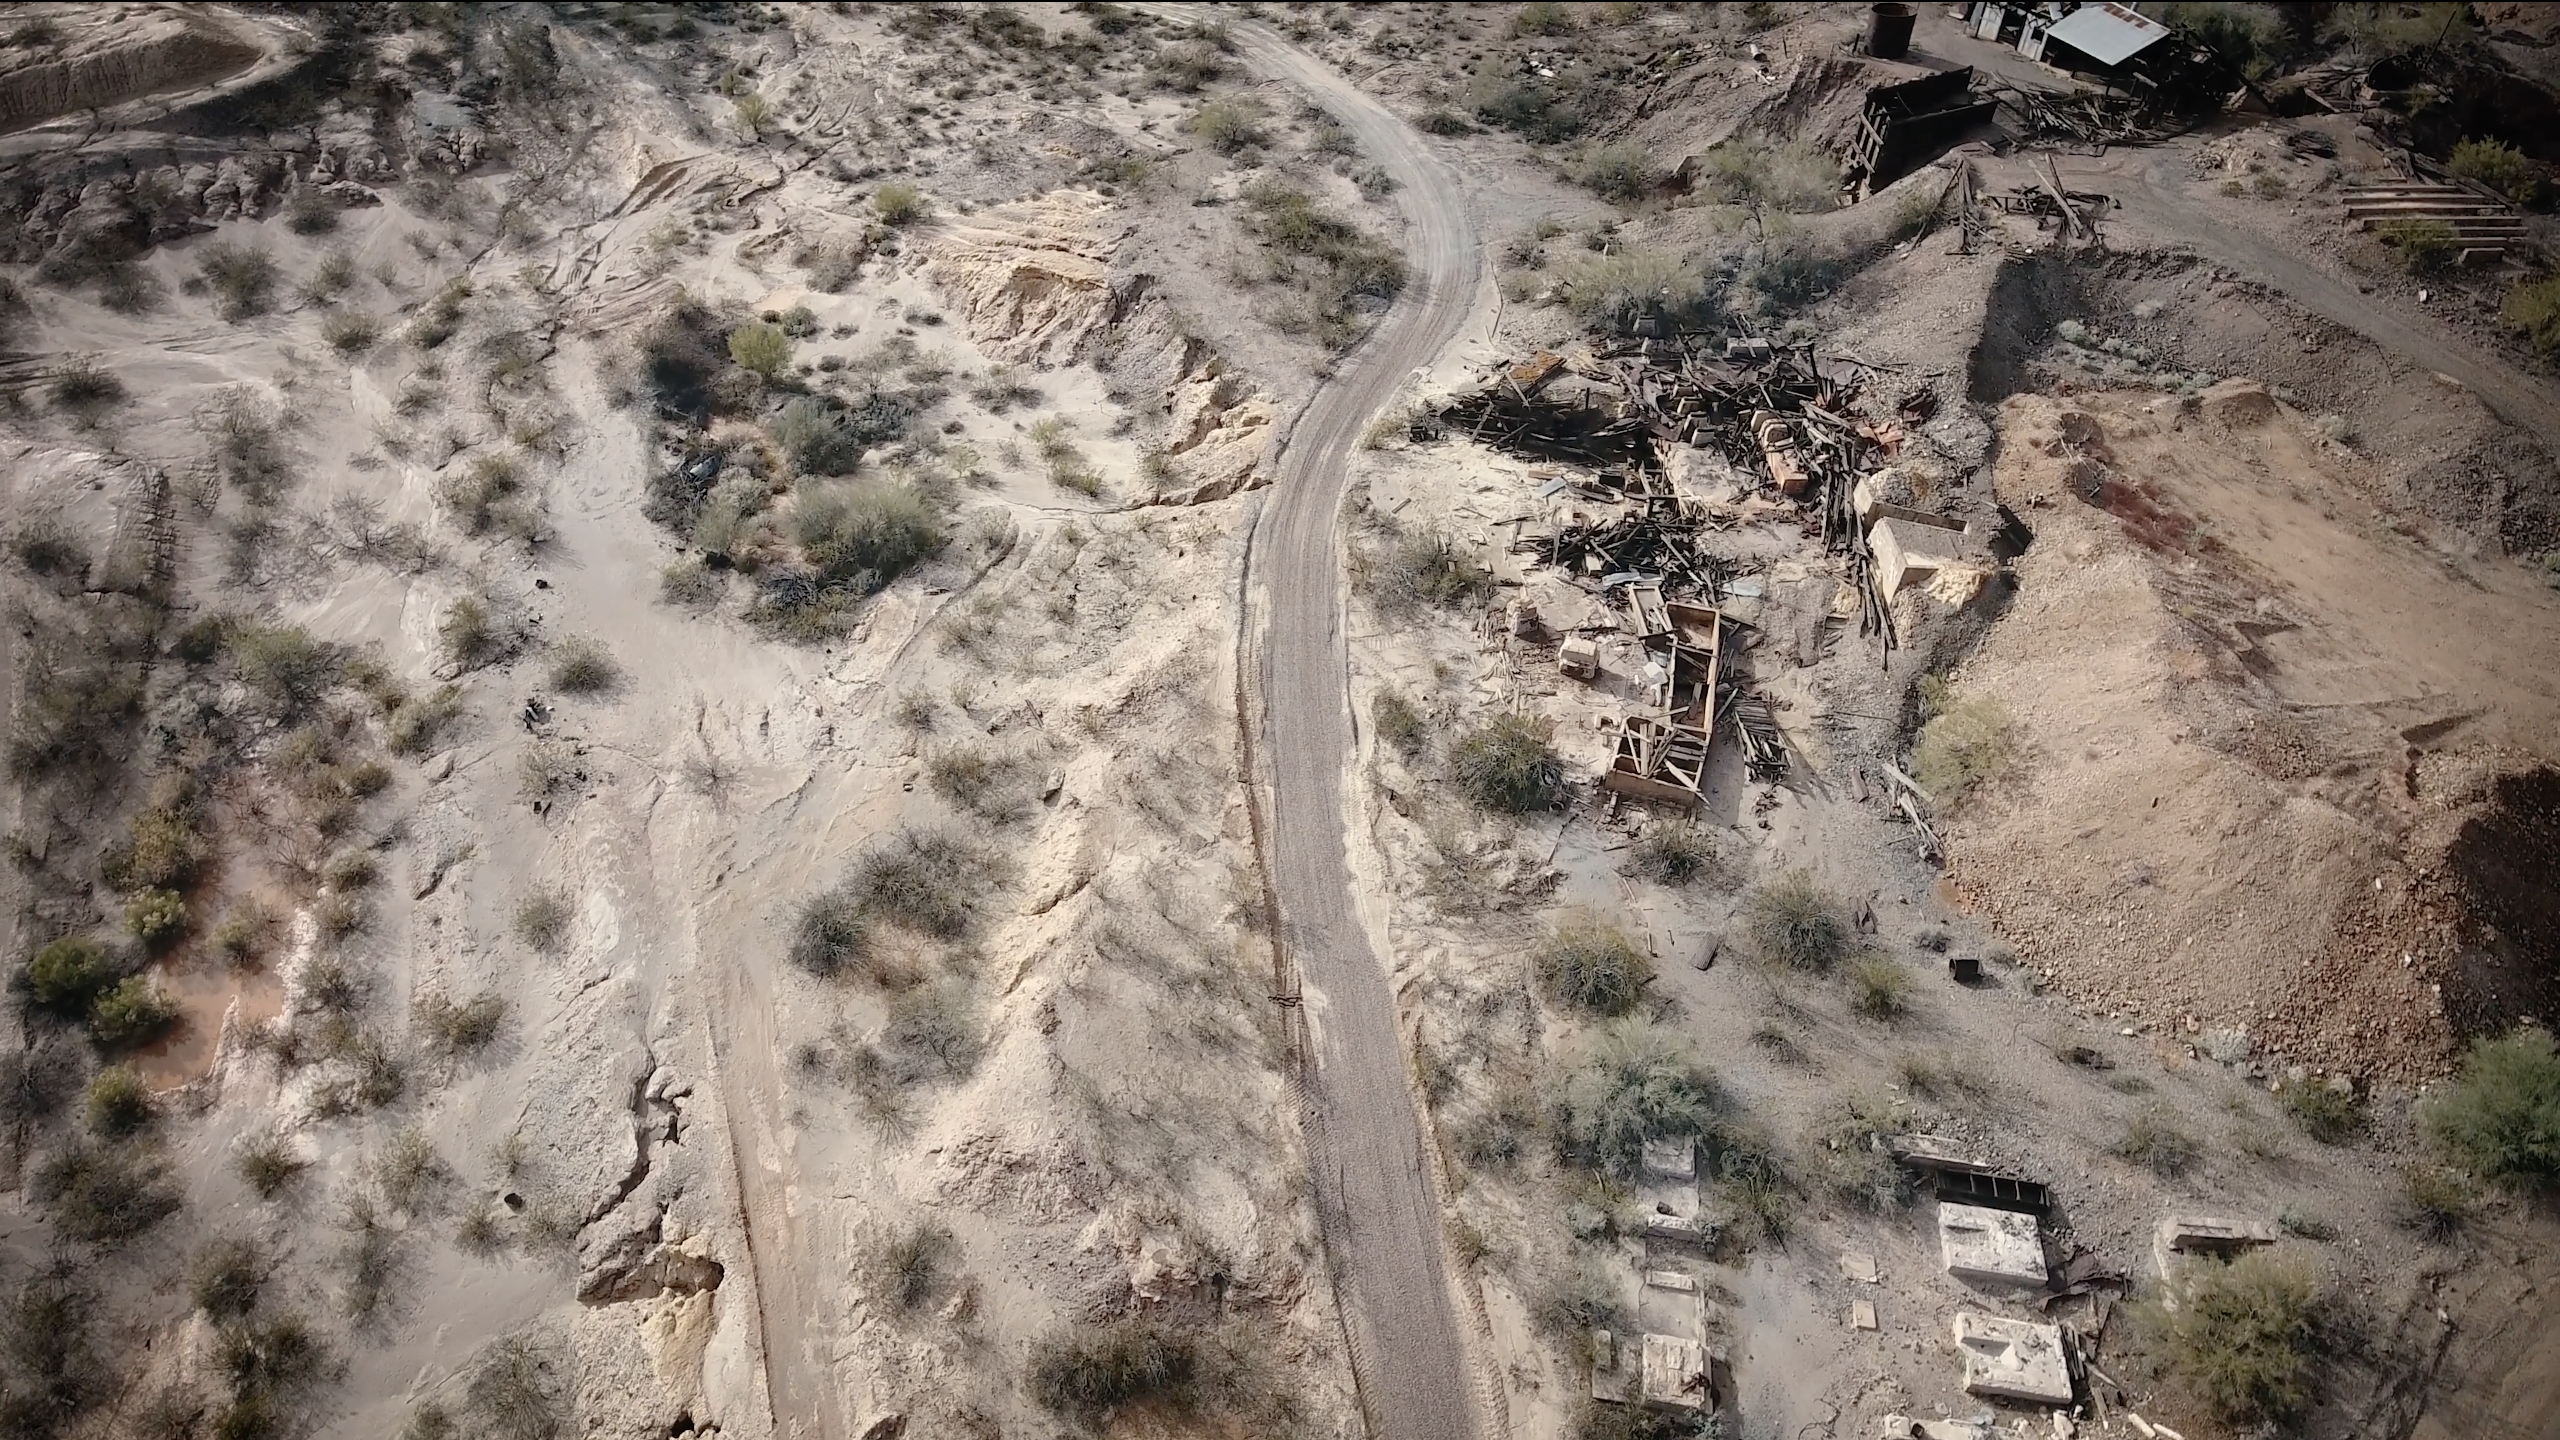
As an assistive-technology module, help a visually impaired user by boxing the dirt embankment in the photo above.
[0,7,265,133]
[1942,386,2560,1080]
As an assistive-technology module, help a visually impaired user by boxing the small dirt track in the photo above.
[1223,21,1487,1440]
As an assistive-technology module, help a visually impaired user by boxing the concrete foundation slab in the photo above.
[1939,1202,2046,1290]
[1952,1312,2073,1405]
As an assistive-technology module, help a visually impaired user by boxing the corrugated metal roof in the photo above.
[2045,2,2171,66]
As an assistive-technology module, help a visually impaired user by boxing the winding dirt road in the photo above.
[1222,22,1488,1440]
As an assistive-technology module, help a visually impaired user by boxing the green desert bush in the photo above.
[1577,143,1654,202]
[83,1066,152,1138]
[47,358,127,423]
[769,397,861,476]
[2144,1250,2321,1426]
[233,1131,306,1199]
[416,991,506,1058]
[2504,275,2560,358]
[464,1335,561,1440]
[106,805,206,893]
[1912,691,2013,803]
[727,321,792,380]
[1743,871,1854,973]
[2420,1027,2560,1186]
[1371,689,1426,756]
[1556,1021,1720,1176]
[197,244,279,320]
[2281,1080,2367,1144]
[1536,913,1653,1017]
[2400,1163,2472,1239]
[1187,98,1267,155]
[546,636,619,694]
[1449,712,1562,813]
[1562,248,1717,334]
[926,745,1029,822]
[873,182,926,225]
[322,310,380,355]
[793,480,948,589]
[24,937,116,1013]
[88,976,178,1048]
[122,888,188,947]
[850,826,1008,939]
[2377,216,2458,272]
[1691,134,1840,212]
[1847,956,1911,1020]
[511,889,572,952]
[1620,825,1713,887]
[1467,74,1581,143]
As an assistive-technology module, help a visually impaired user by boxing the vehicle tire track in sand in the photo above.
[1216,21,1490,1440]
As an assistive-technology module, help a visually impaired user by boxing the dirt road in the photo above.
[1222,22,1488,1440]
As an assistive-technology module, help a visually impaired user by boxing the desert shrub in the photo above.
[464,1336,562,1440]
[1912,690,2013,803]
[32,1141,182,1245]
[217,1314,325,1405]
[660,558,721,606]
[1372,689,1425,756]
[1561,248,1718,334]
[1692,134,1840,212]
[416,992,505,1057]
[1577,143,1654,202]
[1029,1320,1204,1421]
[105,806,205,893]
[1148,40,1229,91]
[850,826,1008,939]
[1813,1096,1912,1212]
[386,685,463,755]
[792,479,947,589]
[1515,0,1572,34]
[321,310,379,355]
[47,359,127,423]
[123,888,189,946]
[1620,825,1713,887]
[1736,230,1841,315]
[1847,956,1911,1020]
[233,1132,306,1199]
[438,595,523,671]
[2146,1250,2321,1425]
[1536,913,1653,1017]
[376,1128,447,1214]
[1556,1021,1720,1176]
[882,985,984,1087]
[2420,1027,2560,1185]
[334,1197,402,1319]
[198,244,279,320]
[1354,526,1493,612]
[1527,1267,1625,1348]
[88,976,178,1048]
[1467,74,1580,143]
[437,453,536,537]
[787,886,871,980]
[2503,275,2560,356]
[512,889,572,951]
[2400,1163,2471,1238]
[2115,1106,2198,1177]
[191,1238,267,1319]
[1449,712,1562,813]
[1743,871,1854,973]
[1451,1079,1540,1170]
[10,516,86,578]
[770,397,861,476]
[727,322,791,380]
[84,1066,153,1138]
[873,182,926,225]
[1188,98,1266,155]
[1415,107,1475,135]
[230,626,340,718]
[732,90,771,135]
[546,636,619,694]
[856,1219,957,1312]
[24,937,117,1012]
[0,1043,77,1135]
[2325,1,2468,56]
[2377,216,2457,271]
[303,245,357,302]
[517,741,579,802]
[0,1274,105,1437]
[927,745,1029,822]
[2281,1081,2366,1144]
[1572,1398,1718,1440]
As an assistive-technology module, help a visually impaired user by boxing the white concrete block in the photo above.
[1938,1202,2046,1290]
[1952,1312,2074,1405]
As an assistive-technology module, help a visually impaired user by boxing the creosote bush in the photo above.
[1371,689,1425,756]
[1743,871,1854,973]
[727,322,791,380]
[1449,712,1562,813]
[511,889,572,952]
[2281,1081,2366,1144]
[873,182,926,225]
[2504,275,2560,357]
[192,1238,267,1319]
[234,1131,306,1199]
[2143,1250,2321,1426]
[1847,956,1911,1020]
[88,976,179,1049]
[1536,913,1653,1017]
[856,1218,957,1312]
[546,636,619,695]
[1556,1021,1720,1177]
[1911,690,2013,805]
[1355,525,1493,613]
[1029,1319,1211,1423]
[84,1066,153,1138]
[2377,216,2457,272]
[2420,1026,2560,1186]
[2115,1106,2198,1177]
[788,886,872,981]
[197,244,279,320]
[850,825,1009,939]
[1620,825,1713,887]
[417,992,506,1058]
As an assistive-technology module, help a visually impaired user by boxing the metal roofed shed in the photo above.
[2043,3,2171,68]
